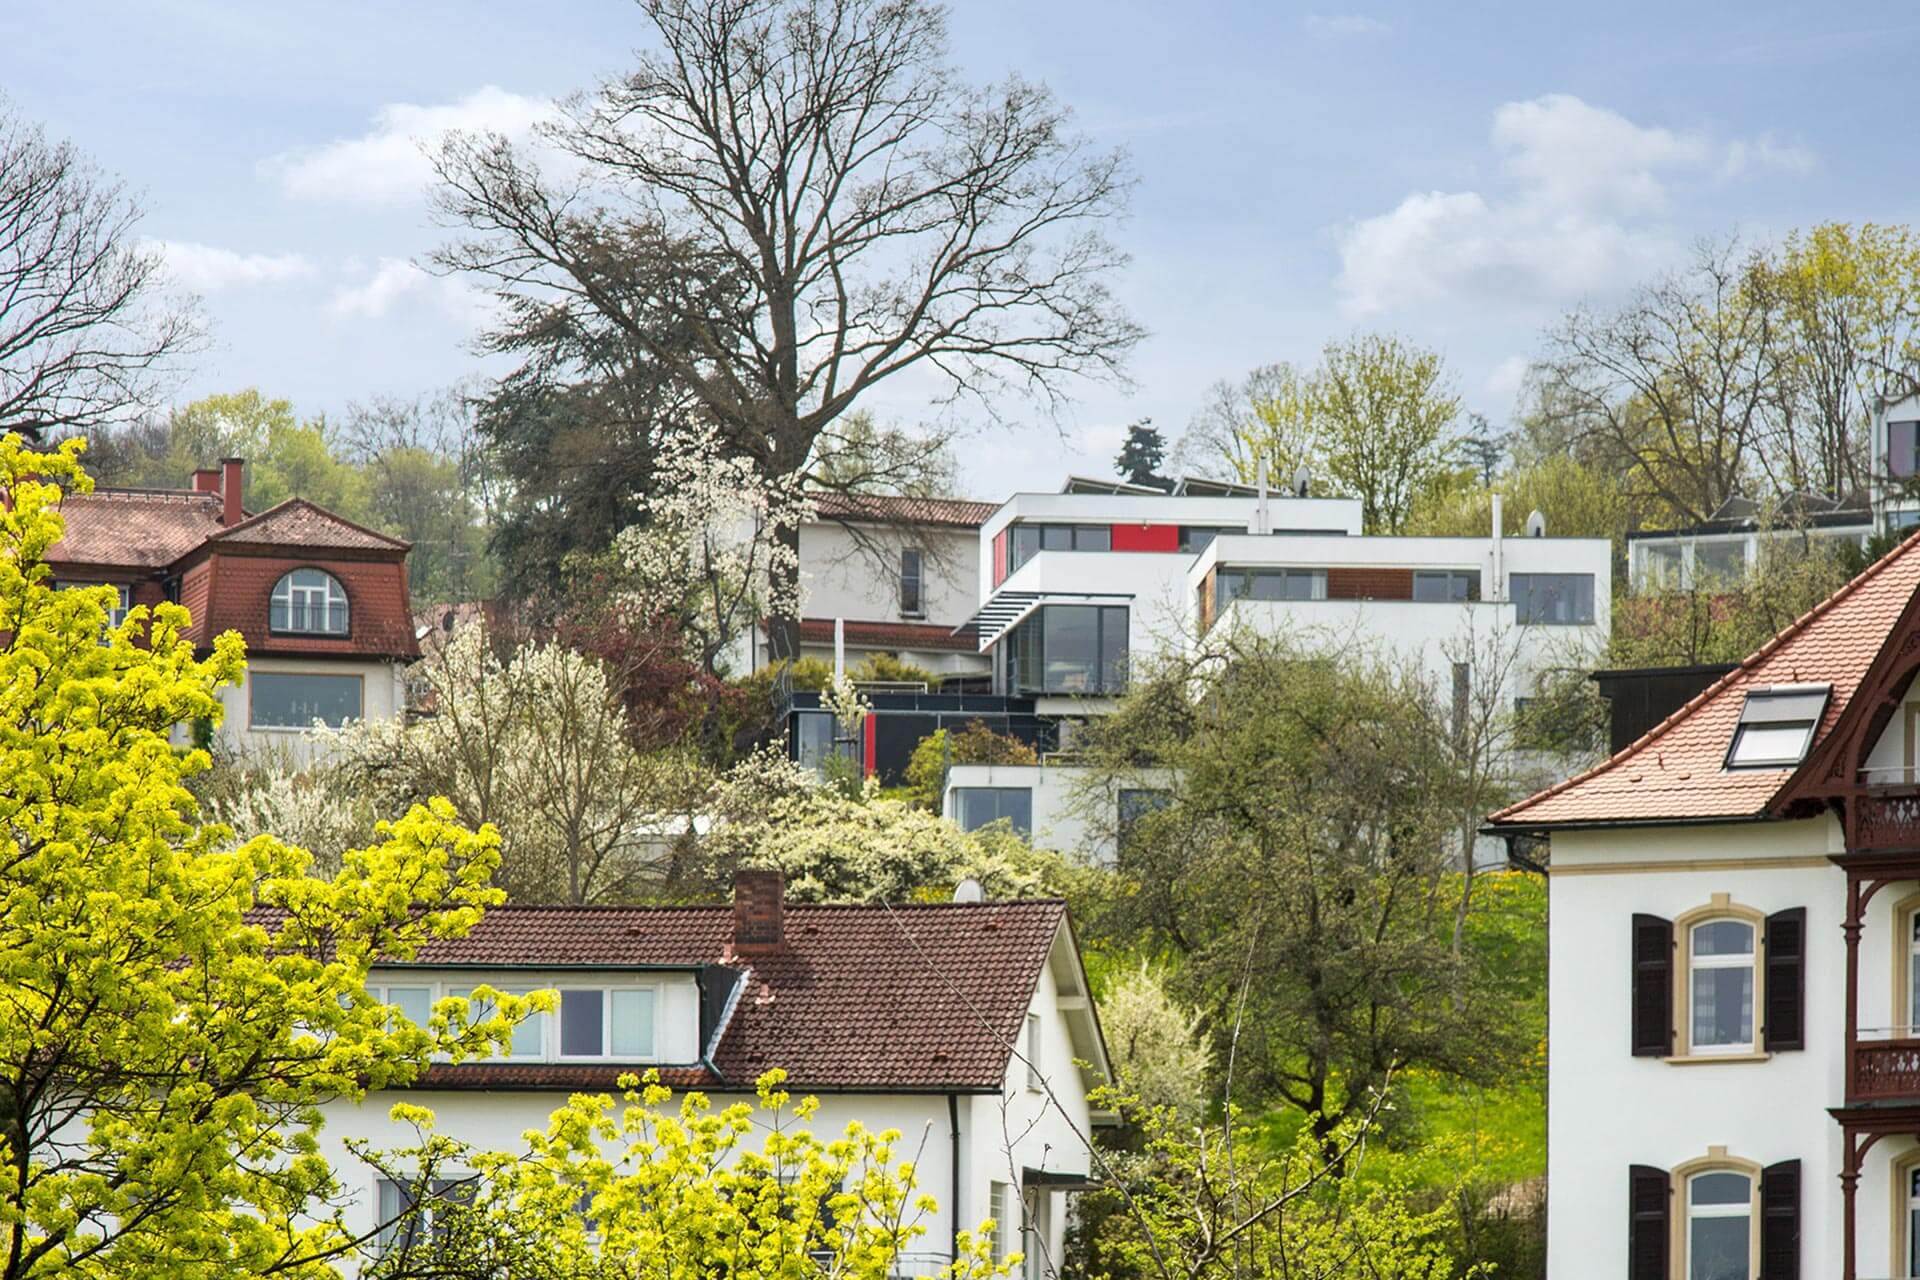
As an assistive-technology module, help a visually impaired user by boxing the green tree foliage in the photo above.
[0,435,515,1280]
[1073,636,1532,1146]
[903,721,1040,810]
[1183,336,1462,533]
[1406,452,1628,543]
[363,1071,1007,1280]
[1114,420,1169,488]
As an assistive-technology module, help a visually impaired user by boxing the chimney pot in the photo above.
[732,869,785,953]
[220,457,244,526]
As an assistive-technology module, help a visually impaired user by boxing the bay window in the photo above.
[1006,605,1127,695]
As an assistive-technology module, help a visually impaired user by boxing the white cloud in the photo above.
[1483,354,1531,403]
[265,86,556,205]
[1304,14,1391,36]
[1335,94,1816,316]
[149,239,315,291]
[330,258,492,329]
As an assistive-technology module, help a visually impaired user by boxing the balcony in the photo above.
[1853,782,1920,852]
[1852,1034,1920,1102]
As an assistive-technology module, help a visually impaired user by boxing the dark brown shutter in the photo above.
[1631,914,1674,1057]
[1628,1164,1670,1280]
[1760,1158,1800,1278]
[1764,908,1806,1052]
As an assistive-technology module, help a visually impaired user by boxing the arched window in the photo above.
[270,568,349,636]
[1683,1167,1754,1279]
[1688,918,1756,1055]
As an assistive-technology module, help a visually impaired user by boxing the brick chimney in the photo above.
[219,457,244,525]
[732,869,785,954]
[191,468,220,495]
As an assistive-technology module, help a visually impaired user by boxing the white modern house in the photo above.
[1878,394,1920,539]
[1486,528,1920,1279]
[938,482,1611,862]
[1625,494,1872,595]
[312,871,1111,1278]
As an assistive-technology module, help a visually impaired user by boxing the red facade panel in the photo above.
[992,528,1009,587]
[1110,522,1180,552]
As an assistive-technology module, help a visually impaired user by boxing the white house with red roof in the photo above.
[44,457,419,761]
[1486,530,1920,1279]
[312,871,1111,1277]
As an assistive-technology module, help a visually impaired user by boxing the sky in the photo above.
[6,1,1918,499]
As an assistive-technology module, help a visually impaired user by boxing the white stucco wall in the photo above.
[213,655,408,766]
[801,521,980,631]
[1547,820,1856,1277]
[941,762,1176,864]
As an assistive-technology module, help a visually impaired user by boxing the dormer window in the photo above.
[270,568,349,635]
[1725,684,1830,768]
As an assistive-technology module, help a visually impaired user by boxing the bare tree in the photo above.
[0,104,200,441]
[429,0,1141,658]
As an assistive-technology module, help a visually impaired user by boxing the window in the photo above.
[467,986,544,1058]
[1684,1169,1752,1280]
[1178,526,1223,554]
[1006,605,1128,696]
[376,1177,473,1254]
[1689,920,1755,1054]
[270,567,350,635]
[1025,1012,1042,1092]
[370,983,434,1030]
[1725,685,1828,768]
[1640,541,1683,590]
[1008,524,1111,573]
[1510,572,1595,625]
[1215,567,1326,606]
[56,581,132,629]
[249,672,363,729]
[1412,570,1479,603]
[1694,540,1747,586]
[953,787,1033,837]
[1118,788,1171,851]
[1911,911,1920,1037]
[900,548,924,616]
[1893,419,1920,479]
[989,1181,1015,1262]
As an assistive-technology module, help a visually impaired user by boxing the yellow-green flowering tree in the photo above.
[363,1071,1007,1280]
[0,435,519,1280]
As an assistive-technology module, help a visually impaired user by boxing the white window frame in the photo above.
[1682,1167,1755,1279]
[1025,1012,1043,1092]
[1687,919,1757,1057]
[554,984,661,1062]
[989,1180,1015,1263]
[1724,685,1830,770]
[367,976,661,1063]
[270,567,351,636]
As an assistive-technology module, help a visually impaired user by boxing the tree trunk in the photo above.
[766,518,804,665]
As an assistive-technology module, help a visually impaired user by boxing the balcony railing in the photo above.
[1852,1037,1920,1102]
[1852,787,1920,852]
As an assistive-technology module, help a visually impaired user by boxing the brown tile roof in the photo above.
[798,617,979,653]
[811,492,998,529]
[48,488,228,569]
[210,499,409,551]
[341,900,1070,1092]
[1490,532,1920,830]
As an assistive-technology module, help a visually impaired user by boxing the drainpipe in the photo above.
[1490,493,1505,603]
[834,616,845,683]
[948,1093,963,1266]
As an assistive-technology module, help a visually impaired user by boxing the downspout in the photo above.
[948,1092,963,1266]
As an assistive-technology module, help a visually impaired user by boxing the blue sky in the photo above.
[6,1,1916,497]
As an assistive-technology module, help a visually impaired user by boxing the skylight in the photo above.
[1725,685,1831,769]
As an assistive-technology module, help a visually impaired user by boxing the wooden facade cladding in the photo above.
[1325,567,1415,601]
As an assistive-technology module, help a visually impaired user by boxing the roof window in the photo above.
[1725,684,1830,769]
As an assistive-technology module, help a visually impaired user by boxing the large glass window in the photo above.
[1685,1170,1752,1280]
[793,710,854,776]
[1008,524,1111,573]
[1118,788,1171,852]
[1694,540,1747,586]
[377,1177,472,1254]
[1510,573,1595,625]
[953,787,1033,836]
[249,672,363,729]
[1640,541,1684,590]
[1215,567,1326,606]
[1412,570,1479,603]
[270,568,350,635]
[1689,920,1755,1054]
[1892,420,1920,478]
[371,984,434,1031]
[1006,605,1128,695]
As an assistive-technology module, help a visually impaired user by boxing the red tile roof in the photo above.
[811,492,998,529]
[354,900,1071,1092]
[798,617,979,653]
[1490,531,1920,830]
[49,488,229,569]
[210,499,409,551]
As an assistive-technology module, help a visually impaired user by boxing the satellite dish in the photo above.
[952,877,986,904]
[1526,510,1547,538]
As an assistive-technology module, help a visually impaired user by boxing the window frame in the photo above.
[1669,897,1768,1062]
[989,1180,1015,1263]
[1411,569,1480,603]
[365,974,662,1064]
[1723,685,1830,771]
[899,547,925,617]
[1509,572,1596,626]
[1214,566,1327,608]
[1025,1011,1042,1092]
[247,669,366,732]
[951,786,1034,837]
[1005,604,1129,696]
[269,566,352,637]
[1668,1151,1762,1280]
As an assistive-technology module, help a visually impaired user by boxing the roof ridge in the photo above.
[1491,525,1920,824]
[210,496,410,549]
[474,898,1067,913]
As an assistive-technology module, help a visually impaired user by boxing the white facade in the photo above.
[312,927,1104,1278]
[942,761,1176,863]
[1878,393,1920,536]
[206,655,408,765]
